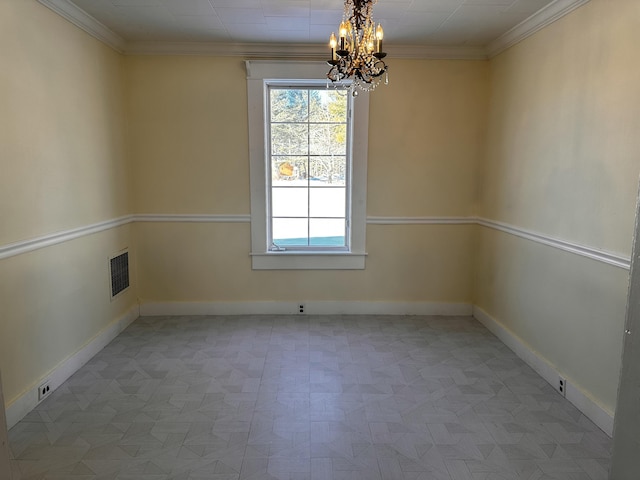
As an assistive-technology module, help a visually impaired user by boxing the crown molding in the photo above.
[385,45,487,60]
[125,41,487,60]
[124,41,328,58]
[38,0,126,53]
[487,0,591,58]
[39,0,589,59]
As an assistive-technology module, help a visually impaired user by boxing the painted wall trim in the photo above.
[487,0,591,58]
[126,41,327,58]
[5,304,140,429]
[0,215,134,261]
[367,216,475,225]
[38,0,587,60]
[0,215,630,270]
[386,45,487,60]
[473,306,614,436]
[135,214,251,223]
[140,301,473,317]
[0,371,12,480]
[37,0,126,52]
[477,217,630,270]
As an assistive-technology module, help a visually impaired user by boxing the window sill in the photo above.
[250,251,367,270]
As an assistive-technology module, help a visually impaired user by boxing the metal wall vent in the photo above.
[109,251,129,298]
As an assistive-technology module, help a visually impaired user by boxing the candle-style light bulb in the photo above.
[376,23,384,53]
[339,21,348,50]
[329,32,337,60]
[367,25,374,52]
[339,21,348,38]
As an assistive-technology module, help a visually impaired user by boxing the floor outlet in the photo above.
[38,381,52,401]
[558,376,567,397]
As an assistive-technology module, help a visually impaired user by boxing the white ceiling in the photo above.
[42,0,588,57]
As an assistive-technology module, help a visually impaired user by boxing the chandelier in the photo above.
[327,0,388,94]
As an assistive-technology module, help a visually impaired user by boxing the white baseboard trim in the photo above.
[5,304,140,429]
[140,301,473,317]
[472,306,614,436]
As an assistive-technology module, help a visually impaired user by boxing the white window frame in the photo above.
[267,81,351,252]
[246,60,368,270]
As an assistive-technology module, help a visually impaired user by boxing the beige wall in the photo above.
[368,60,488,217]
[126,57,250,215]
[0,1,137,406]
[476,0,640,413]
[127,57,488,304]
[134,222,475,303]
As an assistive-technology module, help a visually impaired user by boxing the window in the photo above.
[269,85,349,250]
[246,61,368,269]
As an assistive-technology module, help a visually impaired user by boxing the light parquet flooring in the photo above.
[9,315,611,479]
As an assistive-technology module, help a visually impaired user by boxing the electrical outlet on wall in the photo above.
[299,304,305,314]
[558,376,567,397]
[38,381,52,401]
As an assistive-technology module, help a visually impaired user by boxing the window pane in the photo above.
[271,89,308,122]
[309,219,346,246]
[271,124,308,155]
[309,89,348,123]
[265,84,352,252]
[310,188,345,218]
[310,123,346,155]
[273,218,308,246]
[272,187,308,217]
[272,156,308,186]
[309,156,345,186]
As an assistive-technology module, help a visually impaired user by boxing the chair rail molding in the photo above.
[477,217,630,270]
[0,214,630,270]
[0,216,133,260]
